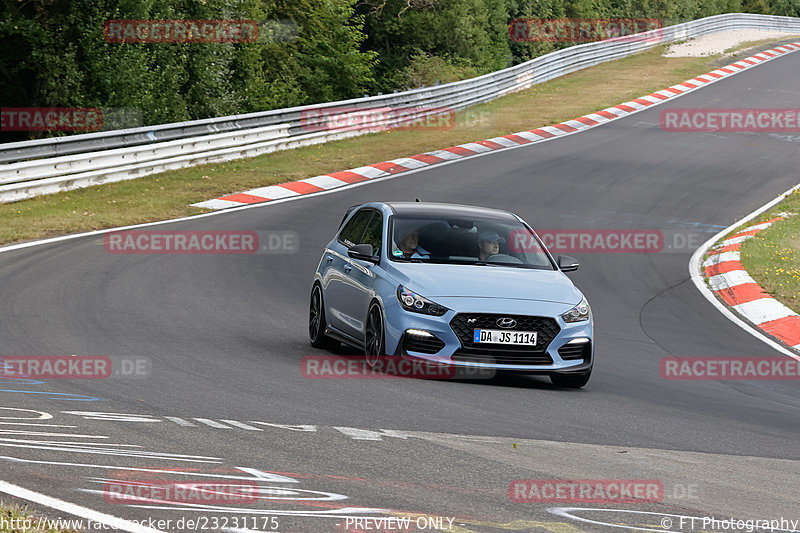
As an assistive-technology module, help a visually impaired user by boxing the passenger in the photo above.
[394,225,430,259]
[478,232,505,260]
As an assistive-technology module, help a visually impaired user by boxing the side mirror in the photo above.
[347,243,378,264]
[558,255,579,272]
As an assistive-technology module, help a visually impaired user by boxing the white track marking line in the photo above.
[346,166,388,178]
[651,90,675,98]
[0,422,75,427]
[511,131,547,141]
[0,455,239,477]
[457,142,493,153]
[0,438,138,446]
[715,234,752,247]
[163,416,196,427]
[707,270,756,290]
[702,251,740,266]
[0,480,165,533]
[733,298,796,325]
[0,408,53,420]
[304,175,350,189]
[538,125,570,135]
[386,157,429,169]
[562,119,592,130]
[735,220,775,234]
[621,101,647,110]
[242,185,299,199]
[220,420,263,431]
[0,429,107,438]
[583,113,613,123]
[192,199,245,210]
[425,149,462,160]
[332,427,409,441]
[0,441,222,460]
[192,418,232,429]
[486,136,521,147]
[119,502,383,518]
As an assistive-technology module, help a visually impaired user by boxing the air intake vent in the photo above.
[558,341,591,360]
[402,332,445,354]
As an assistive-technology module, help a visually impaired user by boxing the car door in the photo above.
[341,210,384,339]
[324,208,375,337]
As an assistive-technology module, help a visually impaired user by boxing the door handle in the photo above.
[343,264,352,273]
[325,255,334,263]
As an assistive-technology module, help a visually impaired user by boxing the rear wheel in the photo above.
[309,284,338,350]
[364,303,385,367]
[550,370,591,388]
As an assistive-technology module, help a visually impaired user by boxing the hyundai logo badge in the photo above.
[496,317,517,328]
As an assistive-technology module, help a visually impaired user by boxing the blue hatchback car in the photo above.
[309,202,593,388]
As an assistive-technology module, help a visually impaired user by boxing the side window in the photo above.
[361,211,383,256]
[338,210,373,247]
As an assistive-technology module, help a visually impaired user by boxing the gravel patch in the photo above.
[663,29,800,57]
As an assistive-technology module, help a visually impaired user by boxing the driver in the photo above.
[478,232,505,260]
[394,223,430,259]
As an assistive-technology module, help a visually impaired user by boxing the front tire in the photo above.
[364,303,385,367]
[550,370,591,388]
[309,284,338,350]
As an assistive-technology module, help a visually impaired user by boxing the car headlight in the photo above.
[561,297,590,323]
[397,286,448,316]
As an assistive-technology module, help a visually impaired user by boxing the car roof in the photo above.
[384,202,519,221]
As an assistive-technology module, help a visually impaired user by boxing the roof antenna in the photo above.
[415,197,421,203]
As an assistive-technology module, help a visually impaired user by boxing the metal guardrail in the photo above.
[1,13,799,203]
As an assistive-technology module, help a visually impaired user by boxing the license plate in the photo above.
[473,329,537,346]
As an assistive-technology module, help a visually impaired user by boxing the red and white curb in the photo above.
[702,215,800,352]
[193,42,800,211]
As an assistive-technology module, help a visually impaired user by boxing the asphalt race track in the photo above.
[0,47,798,532]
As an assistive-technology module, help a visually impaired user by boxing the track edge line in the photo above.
[0,479,166,533]
[689,181,800,361]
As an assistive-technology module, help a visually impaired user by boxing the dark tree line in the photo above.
[1,0,797,140]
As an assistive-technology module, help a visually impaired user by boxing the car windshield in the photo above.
[388,214,555,270]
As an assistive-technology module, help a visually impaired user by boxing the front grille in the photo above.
[452,350,554,366]
[558,341,591,360]
[402,333,445,354]
[450,313,560,353]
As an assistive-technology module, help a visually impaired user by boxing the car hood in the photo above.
[385,263,582,305]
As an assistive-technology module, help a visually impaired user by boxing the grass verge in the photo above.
[0,502,77,532]
[1,39,798,246]
[738,189,800,314]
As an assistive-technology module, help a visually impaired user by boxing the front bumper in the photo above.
[383,297,594,373]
